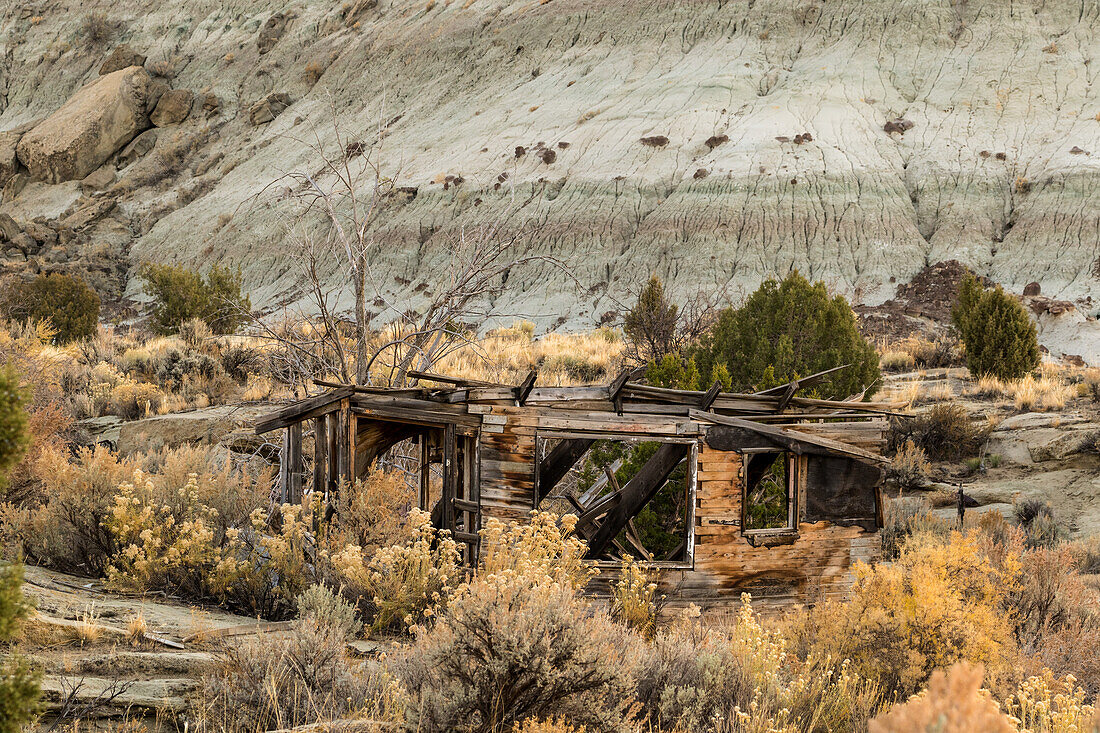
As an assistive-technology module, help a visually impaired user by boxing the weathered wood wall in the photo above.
[465,405,883,612]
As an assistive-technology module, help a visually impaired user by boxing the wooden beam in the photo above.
[286,422,303,504]
[312,416,325,495]
[513,370,537,406]
[692,410,888,463]
[254,386,355,434]
[585,442,689,559]
[754,364,850,396]
[608,365,647,415]
[441,423,457,533]
[408,370,496,387]
[536,438,595,503]
[699,380,722,410]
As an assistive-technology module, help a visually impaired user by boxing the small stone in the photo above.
[1023,281,1041,296]
[248,92,291,126]
[0,213,20,241]
[81,165,117,193]
[200,93,221,119]
[117,129,158,168]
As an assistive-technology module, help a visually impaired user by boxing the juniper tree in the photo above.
[694,272,880,399]
[951,274,1039,381]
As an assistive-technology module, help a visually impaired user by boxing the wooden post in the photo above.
[419,432,431,511]
[326,412,338,496]
[312,416,326,496]
[346,413,357,486]
[286,422,303,504]
[442,423,457,534]
[279,428,290,504]
[336,399,350,494]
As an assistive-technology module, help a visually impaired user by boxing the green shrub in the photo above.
[0,564,41,733]
[2,273,100,343]
[952,275,1040,381]
[0,367,28,492]
[694,272,880,399]
[139,262,251,335]
[296,584,362,641]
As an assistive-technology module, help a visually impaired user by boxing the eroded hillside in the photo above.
[2,0,1100,333]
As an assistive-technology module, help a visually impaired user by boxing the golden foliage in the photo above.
[610,556,659,639]
[331,508,459,633]
[791,530,1019,697]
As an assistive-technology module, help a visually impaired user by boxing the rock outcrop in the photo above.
[150,89,193,127]
[248,92,291,125]
[15,66,151,183]
[99,44,146,75]
[1,0,1100,343]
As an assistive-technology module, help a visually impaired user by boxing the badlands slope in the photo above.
[1,0,1100,331]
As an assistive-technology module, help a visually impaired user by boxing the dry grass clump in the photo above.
[967,372,1076,412]
[196,620,402,732]
[886,439,932,491]
[879,336,963,372]
[431,324,623,386]
[610,556,659,639]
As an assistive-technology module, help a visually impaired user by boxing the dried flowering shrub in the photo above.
[195,619,406,732]
[610,555,659,639]
[105,473,311,619]
[330,508,460,633]
[393,512,641,733]
[869,663,1014,733]
[636,597,882,732]
[789,530,1019,698]
[1003,670,1099,733]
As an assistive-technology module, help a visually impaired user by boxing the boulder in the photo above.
[116,404,271,456]
[16,67,152,183]
[146,79,169,112]
[248,92,291,125]
[0,213,19,242]
[150,89,193,127]
[116,129,158,168]
[2,173,28,201]
[99,44,146,75]
[257,13,289,54]
[0,130,22,187]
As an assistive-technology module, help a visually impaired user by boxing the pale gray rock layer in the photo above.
[1,0,1100,331]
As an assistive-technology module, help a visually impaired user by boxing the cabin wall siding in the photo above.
[446,406,883,611]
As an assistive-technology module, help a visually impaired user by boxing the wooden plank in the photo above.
[287,422,303,504]
[278,428,289,503]
[695,412,887,463]
[442,423,457,533]
[408,370,496,387]
[312,417,325,495]
[326,412,338,495]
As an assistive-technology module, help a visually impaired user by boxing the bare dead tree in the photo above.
[253,99,575,387]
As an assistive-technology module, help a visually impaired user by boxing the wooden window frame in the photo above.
[534,431,697,571]
[739,447,799,537]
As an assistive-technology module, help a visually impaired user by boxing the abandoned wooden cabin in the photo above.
[254,367,900,611]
